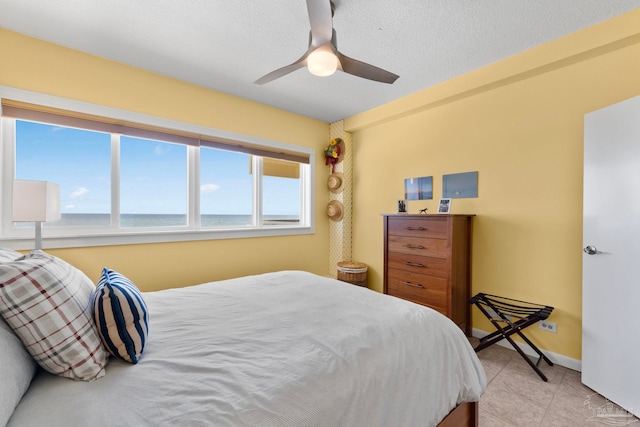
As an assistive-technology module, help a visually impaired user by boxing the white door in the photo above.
[583,95,640,417]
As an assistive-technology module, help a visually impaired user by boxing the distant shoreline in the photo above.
[34,213,300,227]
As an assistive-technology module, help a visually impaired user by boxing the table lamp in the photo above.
[12,180,61,250]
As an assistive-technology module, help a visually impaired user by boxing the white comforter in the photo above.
[9,271,485,427]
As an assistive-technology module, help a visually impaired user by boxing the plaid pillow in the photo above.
[93,268,149,363]
[0,251,108,381]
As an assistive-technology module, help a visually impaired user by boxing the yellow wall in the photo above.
[346,9,640,361]
[4,8,640,362]
[0,29,331,291]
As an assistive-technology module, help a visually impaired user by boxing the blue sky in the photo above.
[16,120,299,215]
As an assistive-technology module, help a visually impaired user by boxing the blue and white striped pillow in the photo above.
[93,268,149,364]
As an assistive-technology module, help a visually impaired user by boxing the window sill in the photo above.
[2,225,315,251]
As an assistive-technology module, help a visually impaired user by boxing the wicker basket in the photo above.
[337,261,368,287]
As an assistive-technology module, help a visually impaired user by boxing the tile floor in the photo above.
[471,338,639,426]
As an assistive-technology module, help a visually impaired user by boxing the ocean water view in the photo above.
[41,213,300,228]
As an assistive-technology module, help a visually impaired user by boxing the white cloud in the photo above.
[65,204,75,209]
[154,144,169,155]
[71,187,89,198]
[201,183,220,193]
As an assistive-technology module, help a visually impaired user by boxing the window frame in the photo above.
[0,86,315,250]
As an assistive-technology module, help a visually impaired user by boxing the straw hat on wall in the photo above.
[327,200,344,222]
[327,173,344,194]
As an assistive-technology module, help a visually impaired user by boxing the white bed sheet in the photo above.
[9,271,485,427]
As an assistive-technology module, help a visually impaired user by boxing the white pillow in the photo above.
[0,317,37,427]
[0,247,22,262]
[0,250,108,381]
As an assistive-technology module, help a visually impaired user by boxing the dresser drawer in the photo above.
[387,217,448,239]
[387,270,447,308]
[387,252,449,278]
[388,235,449,259]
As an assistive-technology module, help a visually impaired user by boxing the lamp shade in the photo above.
[307,50,338,77]
[13,180,61,222]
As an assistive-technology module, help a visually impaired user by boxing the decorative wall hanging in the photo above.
[324,138,344,173]
[327,173,344,194]
[438,198,452,214]
[327,200,344,222]
[404,176,433,200]
[443,171,478,198]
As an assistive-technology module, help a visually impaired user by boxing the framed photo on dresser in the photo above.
[438,198,451,214]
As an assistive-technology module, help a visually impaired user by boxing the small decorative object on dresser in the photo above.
[397,199,407,213]
[383,214,473,334]
[438,198,452,214]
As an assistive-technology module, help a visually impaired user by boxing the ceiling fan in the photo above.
[255,0,399,85]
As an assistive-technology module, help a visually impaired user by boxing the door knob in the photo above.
[583,245,598,255]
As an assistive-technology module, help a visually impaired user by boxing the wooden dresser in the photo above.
[383,214,473,334]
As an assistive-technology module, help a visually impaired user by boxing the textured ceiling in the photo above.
[1,1,639,123]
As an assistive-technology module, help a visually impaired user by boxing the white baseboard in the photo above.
[472,328,582,372]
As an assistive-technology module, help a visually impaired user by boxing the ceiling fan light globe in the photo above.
[307,50,338,77]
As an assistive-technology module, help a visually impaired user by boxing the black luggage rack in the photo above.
[470,293,554,381]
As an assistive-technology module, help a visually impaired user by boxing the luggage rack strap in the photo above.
[469,293,553,319]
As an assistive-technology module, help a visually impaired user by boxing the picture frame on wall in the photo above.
[437,198,451,214]
[397,200,408,213]
[442,171,478,198]
[404,176,433,200]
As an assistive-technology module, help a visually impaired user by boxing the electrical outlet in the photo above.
[538,320,557,333]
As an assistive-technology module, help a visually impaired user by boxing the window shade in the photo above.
[249,157,301,179]
[2,100,310,164]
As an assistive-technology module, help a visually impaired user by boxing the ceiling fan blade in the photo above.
[306,0,333,46]
[254,58,307,85]
[335,51,399,84]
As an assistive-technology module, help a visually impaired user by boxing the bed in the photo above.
[1,251,485,427]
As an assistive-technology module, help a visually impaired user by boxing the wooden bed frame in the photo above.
[438,401,478,427]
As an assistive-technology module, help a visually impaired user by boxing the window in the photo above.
[263,168,302,225]
[200,146,253,227]
[0,88,314,249]
[15,120,112,227]
[120,136,188,228]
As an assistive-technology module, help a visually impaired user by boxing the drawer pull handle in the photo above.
[405,261,425,268]
[405,244,425,250]
[403,281,424,289]
[406,226,426,231]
